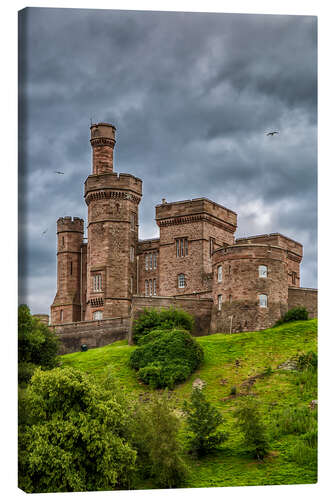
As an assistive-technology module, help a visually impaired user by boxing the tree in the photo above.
[18,304,59,370]
[18,367,137,493]
[234,397,269,459]
[129,393,188,488]
[182,388,228,456]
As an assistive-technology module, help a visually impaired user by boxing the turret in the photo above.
[50,216,84,324]
[90,123,116,175]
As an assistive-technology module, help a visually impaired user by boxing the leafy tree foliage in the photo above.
[182,388,228,456]
[274,307,309,327]
[128,394,188,488]
[234,397,269,459]
[18,367,136,493]
[18,304,59,372]
[132,307,195,344]
[129,329,203,389]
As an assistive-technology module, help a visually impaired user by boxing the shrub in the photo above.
[271,405,317,438]
[129,329,203,389]
[289,440,317,466]
[129,394,188,488]
[18,304,59,370]
[132,307,194,344]
[183,388,228,456]
[234,397,269,459]
[230,386,237,396]
[18,367,136,493]
[18,362,38,387]
[274,307,308,327]
[297,351,317,371]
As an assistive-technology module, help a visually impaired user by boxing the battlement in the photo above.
[235,233,302,257]
[57,216,84,233]
[84,172,143,198]
[155,197,237,230]
[137,238,160,253]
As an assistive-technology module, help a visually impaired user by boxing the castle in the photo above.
[50,123,317,353]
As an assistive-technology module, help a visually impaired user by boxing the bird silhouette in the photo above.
[266,131,279,136]
[41,229,48,236]
[54,171,65,174]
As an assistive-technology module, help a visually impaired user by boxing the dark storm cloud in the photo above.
[18,8,317,313]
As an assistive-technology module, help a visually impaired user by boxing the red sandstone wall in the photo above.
[288,287,318,318]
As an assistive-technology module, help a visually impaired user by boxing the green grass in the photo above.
[61,319,318,488]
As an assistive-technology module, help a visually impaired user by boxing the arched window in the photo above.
[93,310,103,320]
[218,294,222,311]
[217,265,223,283]
[258,265,267,278]
[259,294,268,308]
[178,274,185,288]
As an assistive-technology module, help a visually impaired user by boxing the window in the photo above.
[145,254,149,271]
[210,237,215,256]
[93,310,103,320]
[259,294,268,308]
[217,265,223,283]
[130,212,135,231]
[149,253,153,270]
[259,265,267,278]
[130,276,133,293]
[60,309,63,322]
[130,246,135,262]
[93,274,102,292]
[178,273,185,288]
[292,272,297,285]
[153,252,157,269]
[70,261,73,275]
[176,238,188,257]
[145,280,149,296]
[62,236,64,246]
[153,278,157,296]
[218,294,222,311]
[229,294,232,303]
[149,279,153,296]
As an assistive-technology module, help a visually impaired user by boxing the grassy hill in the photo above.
[61,319,317,488]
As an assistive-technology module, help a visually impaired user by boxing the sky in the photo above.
[18,7,317,315]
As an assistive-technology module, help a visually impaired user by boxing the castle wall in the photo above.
[53,316,130,354]
[288,287,318,318]
[137,239,160,296]
[129,295,213,343]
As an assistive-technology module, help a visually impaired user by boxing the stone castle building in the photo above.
[50,123,317,353]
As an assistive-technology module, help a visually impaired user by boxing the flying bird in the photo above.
[266,131,279,136]
[54,171,65,174]
[41,229,48,236]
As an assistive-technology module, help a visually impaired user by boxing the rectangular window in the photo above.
[145,280,149,296]
[149,253,153,270]
[218,294,222,311]
[130,246,135,262]
[60,309,63,321]
[153,252,157,269]
[145,254,149,271]
[70,261,73,275]
[130,276,133,293]
[259,265,267,278]
[292,272,297,285]
[176,238,188,257]
[259,294,268,308]
[210,237,215,256]
[217,265,223,283]
[149,279,153,296]
[153,278,157,296]
[178,274,185,288]
[130,213,135,231]
[93,274,102,292]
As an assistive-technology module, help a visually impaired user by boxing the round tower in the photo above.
[84,123,142,320]
[211,244,289,333]
[51,217,84,324]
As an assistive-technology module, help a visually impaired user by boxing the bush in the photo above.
[18,362,38,387]
[234,397,269,459]
[297,351,317,371]
[18,304,59,370]
[182,388,228,456]
[289,440,317,466]
[274,307,309,327]
[271,405,317,438]
[129,394,188,488]
[132,307,195,344]
[129,329,203,389]
[18,367,136,493]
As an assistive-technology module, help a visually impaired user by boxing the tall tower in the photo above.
[84,123,142,320]
[51,216,84,324]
